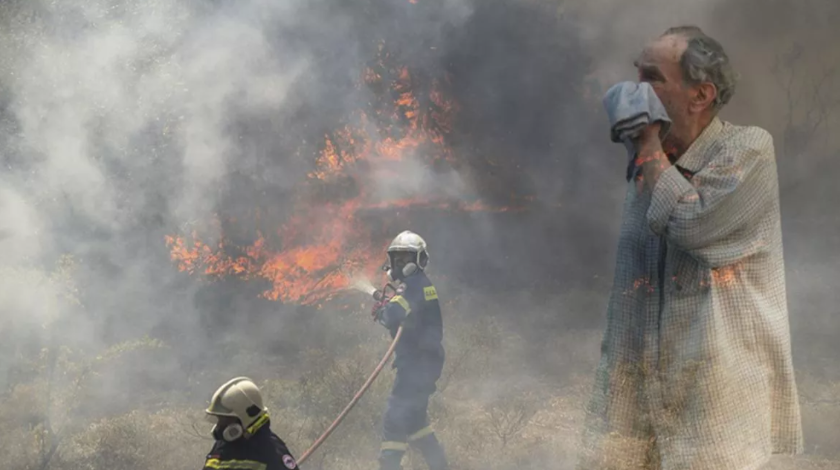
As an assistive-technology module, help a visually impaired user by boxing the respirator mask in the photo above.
[384,252,422,282]
[206,415,245,442]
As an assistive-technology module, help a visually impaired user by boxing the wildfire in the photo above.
[166,44,527,306]
[166,202,384,305]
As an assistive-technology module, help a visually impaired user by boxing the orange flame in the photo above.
[166,44,526,306]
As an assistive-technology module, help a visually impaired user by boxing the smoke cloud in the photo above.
[0,0,839,466]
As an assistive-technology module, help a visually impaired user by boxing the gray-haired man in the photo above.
[579,26,804,470]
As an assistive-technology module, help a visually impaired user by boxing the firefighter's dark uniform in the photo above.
[376,271,449,470]
[202,417,300,470]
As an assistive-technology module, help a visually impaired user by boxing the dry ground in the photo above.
[1,289,838,470]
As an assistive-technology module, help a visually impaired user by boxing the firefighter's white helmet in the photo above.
[386,230,429,279]
[205,377,268,433]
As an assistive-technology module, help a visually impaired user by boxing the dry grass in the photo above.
[0,292,837,470]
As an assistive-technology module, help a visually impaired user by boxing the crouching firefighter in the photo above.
[202,377,301,470]
[371,230,450,470]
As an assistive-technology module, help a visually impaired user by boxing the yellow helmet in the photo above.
[205,377,268,437]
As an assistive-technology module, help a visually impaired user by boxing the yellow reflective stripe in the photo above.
[389,295,411,314]
[423,286,438,301]
[204,459,267,470]
[246,412,269,435]
[381,441,409,451]
[408,425,434,441]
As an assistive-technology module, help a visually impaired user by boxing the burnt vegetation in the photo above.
[0,0,839,469]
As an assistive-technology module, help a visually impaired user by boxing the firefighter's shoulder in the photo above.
[202,444,230,470]
[268,433,299,470]
[401,275,437,303]
[398,276,427,302]
[203,439,226,462]
[418,276,438,302]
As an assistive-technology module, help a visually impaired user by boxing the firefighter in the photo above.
[371,230,449,470]
[201,377,301,470]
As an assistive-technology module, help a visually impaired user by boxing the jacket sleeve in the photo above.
[380,293,413,331]
[646,128,778,267]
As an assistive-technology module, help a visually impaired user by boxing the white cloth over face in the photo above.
[578,118,804,470]
[602,81,672,161]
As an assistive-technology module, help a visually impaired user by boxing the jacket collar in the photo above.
[673,117,725,174]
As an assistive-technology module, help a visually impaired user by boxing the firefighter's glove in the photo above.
[371,300,387,322]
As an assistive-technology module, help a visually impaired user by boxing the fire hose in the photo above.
[295,283,402,466]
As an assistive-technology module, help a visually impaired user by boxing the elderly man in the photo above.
[579,26,803,470]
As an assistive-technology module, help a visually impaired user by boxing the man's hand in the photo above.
[633,122,671,190]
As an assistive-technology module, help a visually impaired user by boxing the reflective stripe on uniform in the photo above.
[246,412,269,435]
[204,458,267,470]
[408,425,434,441]
[423,286,438,301]
[381,441,409,452]
[389,295,411,314]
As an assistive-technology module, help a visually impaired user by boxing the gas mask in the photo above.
[385,252,419,281]
[386,265,417,282]
[208,416,245,442]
